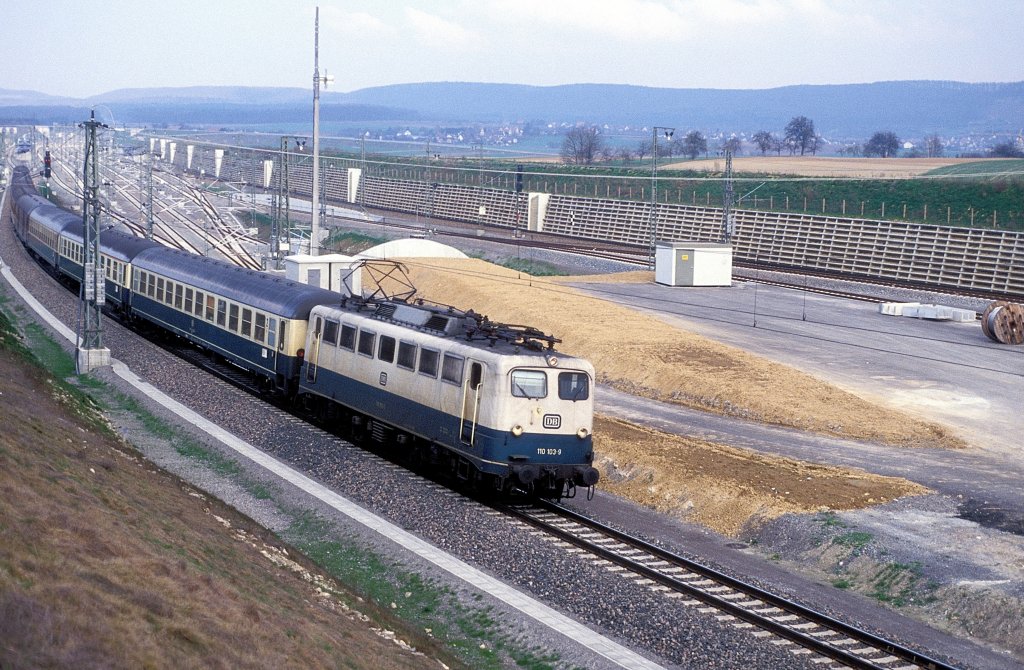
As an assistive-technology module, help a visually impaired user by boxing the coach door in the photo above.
[460,360,484,445]
[305,316,322,383]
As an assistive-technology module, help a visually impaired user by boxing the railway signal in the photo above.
[44,150,52,178]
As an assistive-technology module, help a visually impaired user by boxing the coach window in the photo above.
[396,341,417,370]
[156,278,165,303]
[254,313,267,343]
[241,308,253,338]
[194,291,204,317]
[323,319,339,346]
[557,371,590,401]
[216,299,227,326]
[136,271,145,292]
[267,317,277,348]
[511,370,547,399]
[357,330,376,357]
[441,354,464,385]
[339,324,356,351]
[419,348,439,378]
[174,284,184,310]
[229,304,240,332]
[378,335,396,363]
[184,288,194,314]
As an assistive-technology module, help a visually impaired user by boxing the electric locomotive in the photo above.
[300,297,599,498]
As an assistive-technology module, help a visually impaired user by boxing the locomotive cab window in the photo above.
[339,324,356,351]
[441,354,463,385]
[396,341,417,370]
[322,319,339,345]
[419,348,439,377]
[357,330,376,357]
[558,371,590,401]
[378,336,396,363]
[511,370,547,399]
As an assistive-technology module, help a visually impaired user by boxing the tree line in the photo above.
[560,116,1024,165]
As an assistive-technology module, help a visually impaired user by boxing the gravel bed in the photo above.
[0,214,825,668]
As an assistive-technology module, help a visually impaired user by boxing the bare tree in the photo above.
[682,130,707,160]
[784,116,816,156]
[635,140,650,162]
[560,126,604,165]
[925,134,944,158]
[618,147,635,163]
[752,131,775,155]
[722,136,742,156]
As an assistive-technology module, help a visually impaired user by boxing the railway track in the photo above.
[498,500,959,670]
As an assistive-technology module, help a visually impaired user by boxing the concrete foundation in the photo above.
[76,346,111,374]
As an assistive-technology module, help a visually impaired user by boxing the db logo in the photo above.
[542,414,561,429]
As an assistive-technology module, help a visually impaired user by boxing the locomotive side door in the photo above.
[460,360,484,445]
[305,316,322,383]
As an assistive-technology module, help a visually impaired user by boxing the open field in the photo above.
[660,156,1016,178]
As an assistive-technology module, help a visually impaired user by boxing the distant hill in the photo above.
[334,80,1024,137]
[2,80,1022,138]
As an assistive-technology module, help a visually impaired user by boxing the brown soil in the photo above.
[389,258,962,449]
[594,415,927,536]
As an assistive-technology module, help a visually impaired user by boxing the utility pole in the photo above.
[722,149,735,242]
[310,6,333,256]
[76,110,110,374]
[649,126,674,268]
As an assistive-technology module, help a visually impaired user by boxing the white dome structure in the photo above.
[357,238,468,260]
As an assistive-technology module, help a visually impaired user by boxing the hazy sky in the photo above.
[3,0,1021,98]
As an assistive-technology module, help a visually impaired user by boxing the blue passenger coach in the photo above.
[130,247,341,393]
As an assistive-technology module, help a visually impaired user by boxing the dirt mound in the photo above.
[594,416,927,536]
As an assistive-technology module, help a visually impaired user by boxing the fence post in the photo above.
[903,203,907,219]
[923,204,927,221]
[947,206,951,224]
[881,202,885,217]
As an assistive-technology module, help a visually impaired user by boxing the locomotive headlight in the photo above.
[511,424,524,437]
[546,355,559,367]
[576,427,589,439]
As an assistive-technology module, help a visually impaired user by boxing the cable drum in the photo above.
[981,301,1024,345]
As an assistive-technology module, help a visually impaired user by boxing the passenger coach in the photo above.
[129,247,341,393]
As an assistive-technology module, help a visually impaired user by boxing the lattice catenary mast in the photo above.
[76,110,111,374]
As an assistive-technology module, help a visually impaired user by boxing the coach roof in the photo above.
[133,246,341,318]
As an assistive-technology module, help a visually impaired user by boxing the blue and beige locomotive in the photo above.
[300,297,598,497]
[6,165,599,498]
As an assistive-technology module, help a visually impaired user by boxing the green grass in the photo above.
[325,230,388,255]
[0,300,112,436]
[494,257,564,276]
[833,531,873,550]
[869,562,933,607]
[926,159,1024,176]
